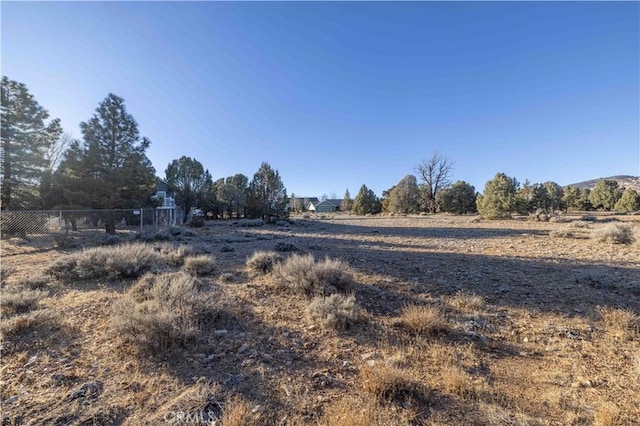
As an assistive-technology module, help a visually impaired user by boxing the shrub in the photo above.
[1,288,48,316]
[273,254,353,297]
[45,243,163,280]
[449,291,485,311]
[222,396,259,426]
[361,365,428,404]
[0,309,57,338]
[113,272,219,354]
[0,265,16,285]
[397,305,448,335]
[17,275,50,291]
[306,294,360,330]
[183,255,216,276]
[158,243,194,266]
[592,223,635,244]
[597,306,639,340]
[246,251,282,275]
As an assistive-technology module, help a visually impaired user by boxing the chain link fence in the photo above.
[1,208,180,255]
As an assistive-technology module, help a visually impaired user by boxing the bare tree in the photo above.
[416,151,453,213]
[46,132,74,171]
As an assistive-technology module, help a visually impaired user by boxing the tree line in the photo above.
[2,76,637,230]
[1,77,288,233]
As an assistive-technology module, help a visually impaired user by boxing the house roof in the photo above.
[315,200,337,207]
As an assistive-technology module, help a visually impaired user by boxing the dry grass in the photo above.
[112,271,219,354]
[597,306,639,340]
[591,223,636,244]
[246,250,282,275]
[397,304,448,335]
[449,291,485,312]
[45,243,163,280]
[593,402,621,426]
[273,254,353,296]
[222,395,259,426]
[15,274,50,290]
[158,243,194,266]
[183,254,216,276]
[1,287,48,316]
[0,309,57,337]
[306,293,360,330]
[361,364,429,404]
[320,397,413,426]
[441,366,480,398]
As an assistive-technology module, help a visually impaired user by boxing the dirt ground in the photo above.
[1,213,639,425]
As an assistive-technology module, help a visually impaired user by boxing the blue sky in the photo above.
[2,1,638,198]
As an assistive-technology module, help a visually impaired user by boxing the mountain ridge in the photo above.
[565,175,640,192]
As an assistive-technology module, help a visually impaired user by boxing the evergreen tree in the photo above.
[439,181,477,214]
[352,184,381,215]
[166,156,213,222]
[563,186,582,211]
[55,93,156,233]
[246,162,288,221]
[589,179,622,211]
[391,175,420,214]
[340,189,352,212]
[614,188,640,212]
[476,173,519,219]
[1,76,62,209]
[381,185,395,213]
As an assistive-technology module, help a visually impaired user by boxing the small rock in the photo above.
[24,356,37,367]
[237,344,249,354]
[366,360,376,367]
[361,352,379,361]
[204,354,216,363]
[4,396,18,404]
[213,329,228,336]
[68,381,103,401]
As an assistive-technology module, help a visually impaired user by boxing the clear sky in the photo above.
[2,1,638,198]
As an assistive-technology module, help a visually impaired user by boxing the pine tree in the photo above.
[166,156,213,222]
[352,184,381,215]
[440,181,477,214]
[246,162,288,222]
[1,76,62,209]
[391,175,420,214]
[55,94,156,233]
[614,188,640,212]
[476,173,519,219]
[340,189,352,212]
[589,179,622,211]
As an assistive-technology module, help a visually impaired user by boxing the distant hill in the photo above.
[565,175,640,192]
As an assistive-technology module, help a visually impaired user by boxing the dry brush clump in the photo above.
[449,291,485,312]
[361,365,429,405]
[591,223,636,244]
[1,288,48,316]
[597,306,639,340]
[246,251,282,275]
[112,271,220,354]
[306,293,360,330]
[549,230,575,239]
[273,254,353,296]
[396,304,448,336]
[183,254,216,276]
[45,243,163,280]
[0,285,55,338]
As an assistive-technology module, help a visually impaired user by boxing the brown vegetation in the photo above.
[1,212,638,424]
